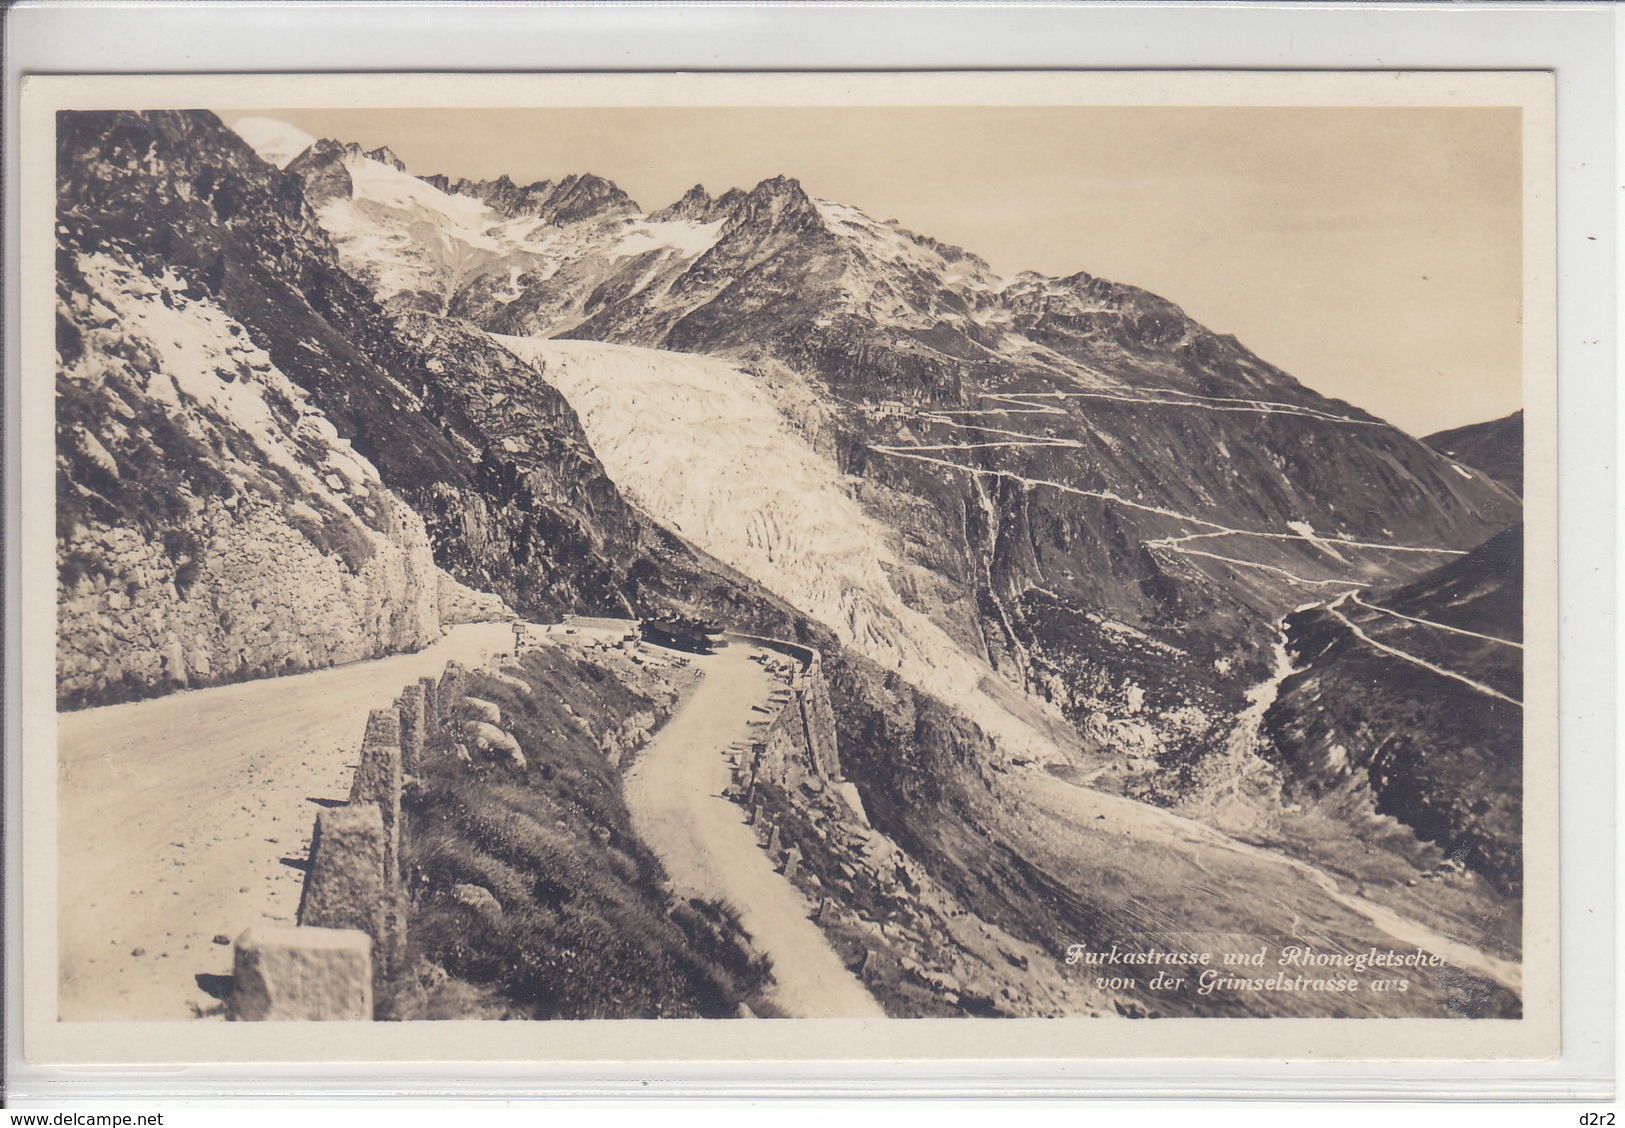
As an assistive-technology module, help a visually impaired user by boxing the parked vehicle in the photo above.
[639,617,727,654]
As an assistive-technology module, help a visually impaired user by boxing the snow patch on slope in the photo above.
[610,218,726,259]
[317,151,519,303]
[74,252,380,512]
[495,336,1067,759]
[229,116,316,170]
[346,154,499,235]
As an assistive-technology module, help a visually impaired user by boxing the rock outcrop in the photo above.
[56,252,442,707]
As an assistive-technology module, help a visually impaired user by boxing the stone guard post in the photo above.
[229,926,372,1021]
[237,658,487,1021]
[397,683,426,774]
[350,709,403,887]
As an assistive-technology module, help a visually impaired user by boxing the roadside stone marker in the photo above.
[230,925,372,1021]
[438,662,469,735]
[298,803,405,996]
[854,948,873,983]
[349,729,403,885]
[397,684,426,773]
[362,707,400,750]
[299,804,387,937]
[783,845,802,882]
[418,676,440,738]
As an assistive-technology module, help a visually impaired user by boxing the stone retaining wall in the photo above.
[57,495,447,710]
[728,634,845,792]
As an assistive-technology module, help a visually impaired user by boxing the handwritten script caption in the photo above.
[1065,943,1447,996]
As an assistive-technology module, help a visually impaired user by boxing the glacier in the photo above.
[495,336,1072,762]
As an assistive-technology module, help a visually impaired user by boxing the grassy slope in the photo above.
[398,643,771,1019]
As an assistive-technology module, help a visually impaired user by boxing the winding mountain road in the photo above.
[1349,592,1523,649]
[56,623,514,1021]
[623,643,884,1019]
[1324,596,1523,708]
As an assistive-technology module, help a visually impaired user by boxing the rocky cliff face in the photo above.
[55,248,444,707]
[55,110,819,689]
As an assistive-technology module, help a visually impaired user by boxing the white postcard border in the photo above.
[3,2,1613,1102]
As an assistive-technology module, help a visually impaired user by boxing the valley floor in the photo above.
[56,622,515,1021]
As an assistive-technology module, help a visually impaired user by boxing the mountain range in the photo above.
[54,109,1527,1018]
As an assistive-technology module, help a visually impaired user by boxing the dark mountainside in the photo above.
[1425,411,1524,495]
[56,110,1526,1018]
[351,154,1521,789]
[56,110,827,657]
[1264,525,1525,896]
[1263,415,1525,898]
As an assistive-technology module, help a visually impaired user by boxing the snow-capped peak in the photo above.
[229,116,316,170]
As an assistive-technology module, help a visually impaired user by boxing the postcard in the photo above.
[18,69,1559,1068]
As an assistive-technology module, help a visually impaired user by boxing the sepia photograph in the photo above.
[21,69,1559,1064]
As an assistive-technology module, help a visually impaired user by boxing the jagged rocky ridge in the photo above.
[417,170,638,227]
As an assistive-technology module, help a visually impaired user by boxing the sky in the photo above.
[225,105,1523,437]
